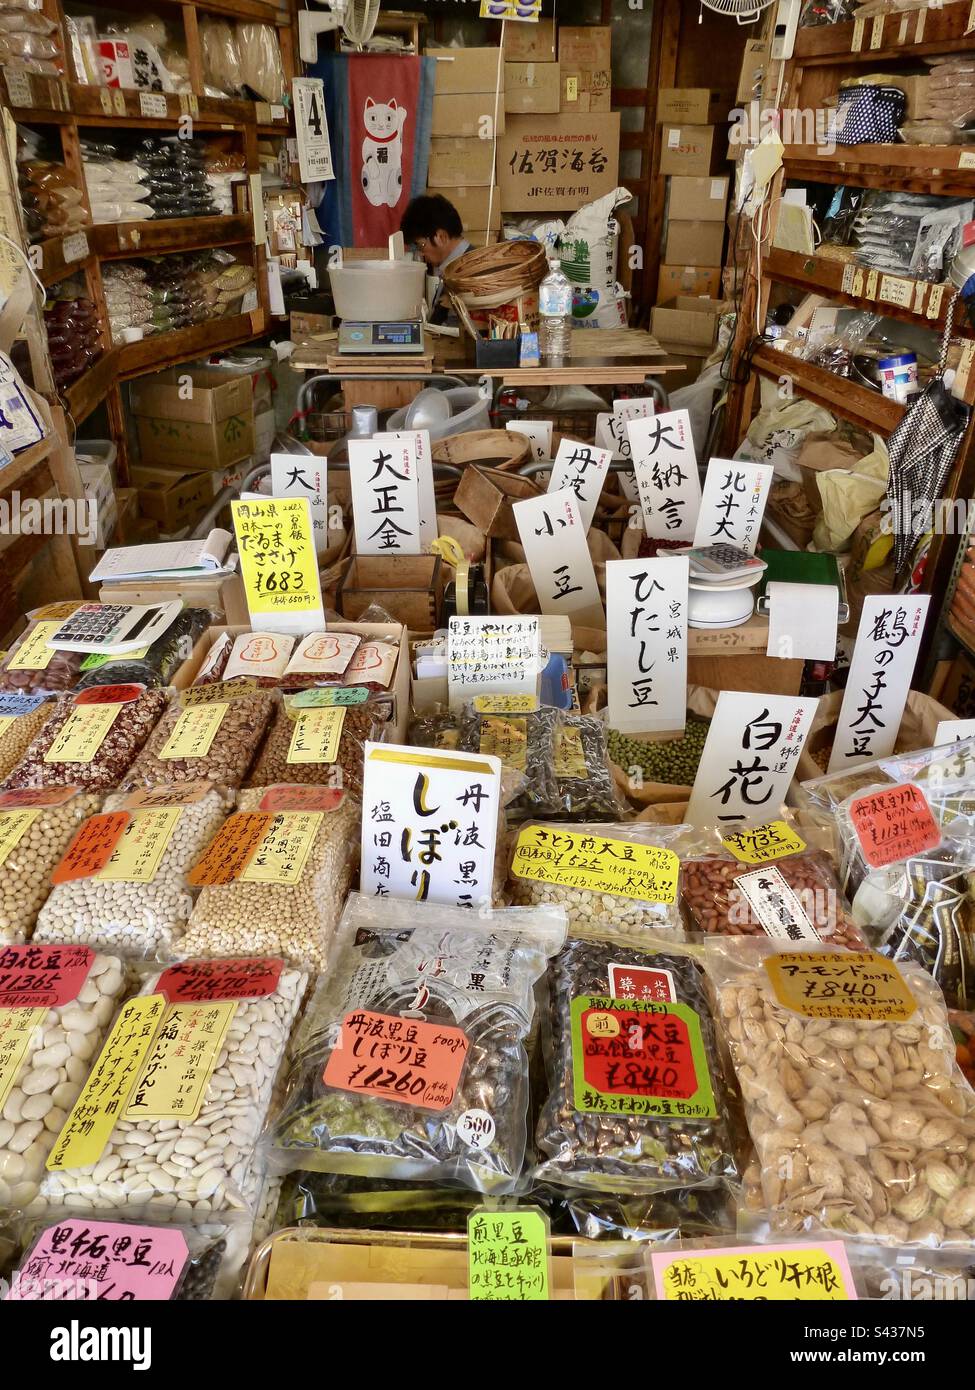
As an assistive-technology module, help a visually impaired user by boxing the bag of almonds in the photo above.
[707,937,975,1248]
[0,788,103,944]
[121,687,277,792]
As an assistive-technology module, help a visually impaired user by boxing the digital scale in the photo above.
[337,320,425,355]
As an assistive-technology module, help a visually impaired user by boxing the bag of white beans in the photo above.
[0,698,55,784]
[0,788,103,944]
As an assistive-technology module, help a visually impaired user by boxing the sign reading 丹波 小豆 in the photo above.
[347,437,422,557]
[627,409,701,543]
[360,743,501,908]
[692,459,773,554]
[372,429,436,549]
[685,691,820,826]
[606,557,688,734]
[827,596,930,772]
[231,496,325,635]
[547,440,613,534]
[512,489,604,627]
[447,615,541,712]
[270,453,329,558]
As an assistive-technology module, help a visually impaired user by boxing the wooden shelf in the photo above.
[34,230,96,288]
[63,348,119,425]
[1,74,288,131]
[116,312,265,377]
[764,248,968,335]
[750,344,907,434]
[96,215,255,259]
[794,2,975,64]
[784,143,975,196]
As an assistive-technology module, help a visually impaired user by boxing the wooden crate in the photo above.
[337,553,444,629]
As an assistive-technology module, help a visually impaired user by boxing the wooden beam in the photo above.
[638,0,679,320]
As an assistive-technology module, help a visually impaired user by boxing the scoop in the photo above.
[405,387,452,430]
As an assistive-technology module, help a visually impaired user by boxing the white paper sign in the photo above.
[547,440,612,533]
[372,429,436,548]
[447,615,540,712]
[686,690,820,826]
[827,596,931,772]
[595,412,639,504]
[513,489,604,626]
[628,409,701,543]
[508,420,552,461]
[935,719,975,745]
[292,77,334,182]
[766,581,839,662]
[693,459,774,553]
[270,453,329,558]
[734,866,820,943]
[348,437,422,555]
[607,557,689,734]
[360,742,501,907]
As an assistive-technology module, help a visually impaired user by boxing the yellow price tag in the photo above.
[553,724,588,779]
[124,1000,236,1121]
[472,694,539,713]
[44,703,123,764]
[721,821,806,865]
[0,1007,44,1109]
[0,808,39,867]
[652,1243,856,1301]
[231,497,322,620]
[98,808,181,883]
[286,707,345,764]
[478,716,527,771]
[764,951,917,1022]
[241,811,323,883]
[7,621,60,671]
[512,826,679,904]
[47,994,166,1171]
[159,703,228,760]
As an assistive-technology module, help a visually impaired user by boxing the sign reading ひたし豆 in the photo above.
[606,556,688,734]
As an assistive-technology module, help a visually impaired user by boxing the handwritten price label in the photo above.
[324,1010,469,1112]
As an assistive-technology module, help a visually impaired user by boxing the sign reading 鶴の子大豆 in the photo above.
[606,556,688,734]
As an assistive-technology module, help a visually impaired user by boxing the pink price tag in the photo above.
[0,945,94,1009]
[6,1221,190,1301]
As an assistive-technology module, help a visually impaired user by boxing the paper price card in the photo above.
[290,686,369,708]
[0,1007,44,1110]
[182,679,259,706]
[122,783,212,810]
[607,556,688,734]
[157,957,283,1003]
[51,811,130,884]
[240,811,322,884]
[478,716,527,771]
[468,1208,550,1302]
[81,645,149,670]
[124,999,237,1121]
[231,497,325,635]
[43,702,123,764]
[324,1010,469,1111]
[512,489,604,627]
[935,718,975,745]
[828,596,930,772]
[158,703,228,760]
[270,452,329,558]
[554,723,587,778]
[348,436,422,557]
[608,961,676,1003]
[722,821,806,864]
[7,621,60,670]
[97,808,181,883]
[287,707,345,764]
[764,951,917,1022]
[511,826,679,904]
[547,440,613,534]
[448,614,540,712]
[848,783,940,868]
[627,409,701,543]
[0,808,39,867]
[0,692,47,717]
[47,994,167,1172]
[6,1220,190,1302]
[692,459,773,554]
[570,997,716,1119]
[186,812,274,886]
[258,786,344,813]
[473,693,539,713]
[650,1242,857,1302]
[734,866,819,943]
[73,684,142,705]
[0,717,15,742]
[0,945,94,1008]
[0,788,79,809]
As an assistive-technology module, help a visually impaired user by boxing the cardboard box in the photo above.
[498,112,620,213]
[435,184,501,233]
[454,466,542,542]
[130,463,215,531]
[660,124,718,177]
[432,93,506,139]
[558,25,611,68]
[668,175,729,222]
[651,295,723,349]
[427,136,496,188]
[502,17,556,62]
[337,554,444,630]
[290,309,336,339]
[558,25,611,114]
[432,47,503,95]
[504,62,560,114]
[657,88,717,124]
[254,408,275,463]
[664,219,725,267]
[130,366,255,471]
[657,263,722,301]
[737,38,767,104]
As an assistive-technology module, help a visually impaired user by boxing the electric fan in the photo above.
[298,0,381,62]
[697,0,777,25]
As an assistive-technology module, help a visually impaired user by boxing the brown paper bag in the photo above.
[491,563,607,632]
[797,688,958,783]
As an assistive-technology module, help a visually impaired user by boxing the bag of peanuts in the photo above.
[266,893,567,1194]
[244,696,389,798]
[33,783,234,960]
[2,687,168,792]
[39,958,307,1220]
[0,696,56,785]
[533,932,741,1195]
[120,687,277,792]
[178,785,360,972]
[707,937,975,1249]
[0,788,104,944]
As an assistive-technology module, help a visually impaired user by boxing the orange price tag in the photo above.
[186,812,274,886]
[51,812,130,884]
[258,786,345,813]
[323,1010,469,1112]
[848,784,940,868]
[73,684,143,705]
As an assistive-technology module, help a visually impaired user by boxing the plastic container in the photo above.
[328,261,426,322]
[539,258,573,363]
[878,351,919,404]
[385,387,490,440]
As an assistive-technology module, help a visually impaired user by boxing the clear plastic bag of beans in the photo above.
[3,688,168,792]
[506,821,686,944]
[0,699,55,783]
[120,689,276,791]
[706,937,975,1248]
[245,698,389,797]
[551,712,625,822]
[73,608,212,692]
[266,893,566,1194]
[193,633,232,686]
[799,735,975,824]
[33,784,234,959]
[534,933,741,1195]
[0,622,85,696]
[408,707,462,751]
[178,785,360,972]
[0,789,103,943]
[39,960,307,1219]
[456,704,561,821]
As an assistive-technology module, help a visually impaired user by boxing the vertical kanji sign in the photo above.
[270,452,329,558]
[348,437,422,556]
[693,459,773,554]
[513,489,604,626]
[606,557,689,733]
[627,409,701,543]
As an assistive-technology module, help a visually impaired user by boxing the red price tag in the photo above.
[156,958,284,1003]
[258,786,345,813]
[849,784,940,868]
[73,685,144,705]
[324,1010,469,1112]
[0,945,94,1008]
[51,812,130,884]
[578,1002,700,1101]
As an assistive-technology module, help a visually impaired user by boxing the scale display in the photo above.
[338,320,425,355]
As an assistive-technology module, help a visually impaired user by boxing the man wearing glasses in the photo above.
[401,193,471,322]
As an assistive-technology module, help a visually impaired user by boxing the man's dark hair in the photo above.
[401,194,464,244]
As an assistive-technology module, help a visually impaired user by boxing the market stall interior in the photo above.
[4,0,975,1309]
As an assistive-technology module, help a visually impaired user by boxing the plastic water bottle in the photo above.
[538,258,573,362]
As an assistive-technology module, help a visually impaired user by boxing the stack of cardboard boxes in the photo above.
[428,47,504,245]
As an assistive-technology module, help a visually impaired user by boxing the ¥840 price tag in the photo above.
[511,826,679,904]
[721,821,806,865]
[764,951,917,1021]
[651,1243,857,1302]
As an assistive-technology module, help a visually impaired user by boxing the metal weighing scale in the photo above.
[338,320,425,355]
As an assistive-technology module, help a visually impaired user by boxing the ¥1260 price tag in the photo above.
[324,1010,469,1111]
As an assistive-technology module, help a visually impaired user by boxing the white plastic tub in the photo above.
[329,261,427,322]
[386,388,490,440]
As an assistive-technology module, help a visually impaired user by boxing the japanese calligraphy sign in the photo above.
[468,1208,551,1302]
[734,867,819,943]
[0,808,39,867]
[157,958,283,1003]
[935,718,975,745]
[848,784,940,868]
[507,420,552,462]
[0,944,94,1008]
[447,615,540,712]
[608,961,677,1003]
[547,439,612,533]
[511,826,679,904]
[51,811,130,884]
[570,997,716,1119]
[650,1243,857,1302]
[0,691,47,716]
[240,811,323,884]
[513,489,603,627]
[97,808,182,883]
[692,459,773,554]
[373,430,436,549]
[827,596,931,772]
[764,951,917,1022]
[186,813,275,886]
[44,702,123,764]
[231,497,325,635]
[158,703,228,760]
[686,691,820,826]
[270,452,329,558]
[628,409,701,543]
[348,436,422,557]
[606,557,689,734]
[324,1010,469,1111]
[721,821,806,865]
[594,412,639,502]
[124,1000,236,1121]
[7,1220,191,1302]
[7,620,60,670]
[361,743,501,908]
[292,77,334,182]
[498,112,621,212]
[286,707,345,763]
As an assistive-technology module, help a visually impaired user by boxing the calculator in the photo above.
[46,602,183,655]
[686,545,768,582]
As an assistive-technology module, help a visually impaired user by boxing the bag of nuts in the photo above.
[244,698,389,798]
[120,688,276,791]
[799,734,975,824]
[707,938,975,1247]
[0,788,103,944]
[3,687,168,792]
[178,785,360,972]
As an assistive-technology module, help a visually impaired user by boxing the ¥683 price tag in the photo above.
[231,497,325,635]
